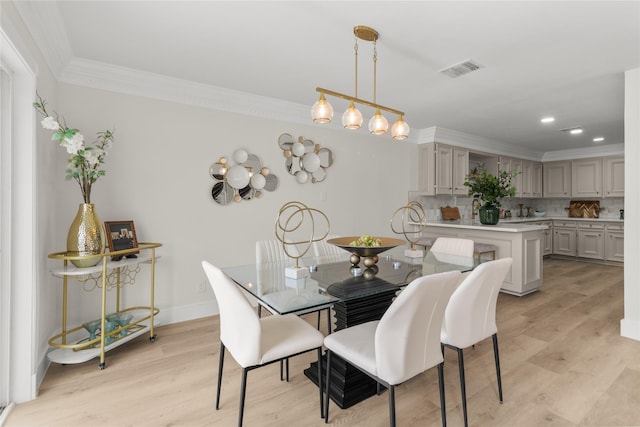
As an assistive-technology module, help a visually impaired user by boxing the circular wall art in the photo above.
[278,133,334,184]
[209,148,278,205]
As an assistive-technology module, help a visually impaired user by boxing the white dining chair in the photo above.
[312,234,345,260]
[255,239,301,318]
[430,237,475,258]
[440,257,512,427]
[323,270,462,427]
[201,261,325,427]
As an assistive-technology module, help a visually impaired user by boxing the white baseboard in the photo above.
[0,402,15,427]
[155,300,218,325]
[620,318,640,341]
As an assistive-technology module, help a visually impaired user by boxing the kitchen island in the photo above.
[421,220,548,296]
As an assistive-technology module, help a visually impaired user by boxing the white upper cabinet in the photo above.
[603,156,624,198]
[543,160,572,198]
[418,143,469,195]
[500,156,524,197]
[572,158,602,198]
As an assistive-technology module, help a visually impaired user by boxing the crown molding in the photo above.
[13,0,71,79]
[59,57,420,143]
[540,143,624,161]
[418,126,545,160]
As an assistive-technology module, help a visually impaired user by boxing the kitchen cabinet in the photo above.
[605,222,624,262]
[535,221,553,256]
[499,157,542,198]
[577,222,605,259]
[418,143,468,195]
[572,158,602,198]
[603,156,624,198]
[543,160,571,198]
[531,161,543,197]
[499,156,523,196]
[553,220,577,256]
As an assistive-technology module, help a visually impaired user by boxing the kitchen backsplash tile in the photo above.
[410,194,624,220]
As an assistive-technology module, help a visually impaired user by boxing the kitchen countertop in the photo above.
[421,220,548,233]
[499,216,624,223]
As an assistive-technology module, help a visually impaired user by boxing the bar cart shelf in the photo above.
[47,242,162,369]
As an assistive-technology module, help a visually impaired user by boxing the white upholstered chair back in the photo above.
[430,237,475,258]
[312,234,344,258]
[202,261,262,367]
[441,258,512,349]
[256,239,299,263]
[374,270,461,385]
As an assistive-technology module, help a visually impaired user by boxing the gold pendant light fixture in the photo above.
[311,26,410,140]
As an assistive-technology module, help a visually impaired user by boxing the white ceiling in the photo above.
[15,1,640,155]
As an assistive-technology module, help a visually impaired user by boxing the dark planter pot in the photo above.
[479,203,500,225]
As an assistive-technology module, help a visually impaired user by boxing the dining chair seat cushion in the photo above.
[258,315,324,366]
[324,321,379,377]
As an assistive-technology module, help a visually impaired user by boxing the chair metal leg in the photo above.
[324,350,332,423]
[257,304,262,317]
[286,358,290,382]
[317,348,323,417]
[456,347,468,427]
[216,342,225,410]
[438,362,447,427]
[326,308,331,334]
[388,384,396,427]
[492,333,504,403]
[280,360,284,381]
[317,310,321,330]
[239,368,248,427]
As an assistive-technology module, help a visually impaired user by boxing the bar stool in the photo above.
[417,237,497,263]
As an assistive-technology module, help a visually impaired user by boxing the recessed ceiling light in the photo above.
[593,137,605,142]
[569,128,583,135]
[540,116,555,123]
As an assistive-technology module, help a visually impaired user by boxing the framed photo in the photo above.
[104,220,139,260]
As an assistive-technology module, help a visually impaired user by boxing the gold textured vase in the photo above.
[67,203,105,267]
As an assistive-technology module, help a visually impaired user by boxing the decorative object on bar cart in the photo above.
[278,133,334,184]
[464,165,517,225]
[209,148,278,205]
[34,94,114,267]
[390,201,427,258]
[275,201,330,279]
[104,220,139,261]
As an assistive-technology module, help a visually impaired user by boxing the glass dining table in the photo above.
[222,245,479,409]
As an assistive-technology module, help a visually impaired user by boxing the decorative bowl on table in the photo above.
[327,236,405,266]
[533,211,546,217]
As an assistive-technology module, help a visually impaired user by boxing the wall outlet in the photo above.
[197,281,207,293]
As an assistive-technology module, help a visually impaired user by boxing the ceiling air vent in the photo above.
[439,59,484,78]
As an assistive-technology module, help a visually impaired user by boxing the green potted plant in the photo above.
[464,165,517,225]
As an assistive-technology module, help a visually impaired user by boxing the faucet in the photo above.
[471,199,481,221]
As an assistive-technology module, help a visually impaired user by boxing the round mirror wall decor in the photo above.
[209,148,279,205]
[278,133,334,184]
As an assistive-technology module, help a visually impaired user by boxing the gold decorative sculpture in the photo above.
[390,201,426,258]
[275,201,330,278]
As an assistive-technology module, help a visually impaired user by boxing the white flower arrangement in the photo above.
[34,94,114,204]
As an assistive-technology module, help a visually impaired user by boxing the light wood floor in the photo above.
[7,259,639,427]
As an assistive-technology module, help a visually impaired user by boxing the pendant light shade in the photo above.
[368,108,388,135]
[342,100,363,129]
[391,115,410,140]
[311,93,333,124]
[312,26,409,139]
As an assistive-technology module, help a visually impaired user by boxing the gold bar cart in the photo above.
[47,242,162,370]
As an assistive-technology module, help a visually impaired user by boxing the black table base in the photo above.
[304,285,397,409]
